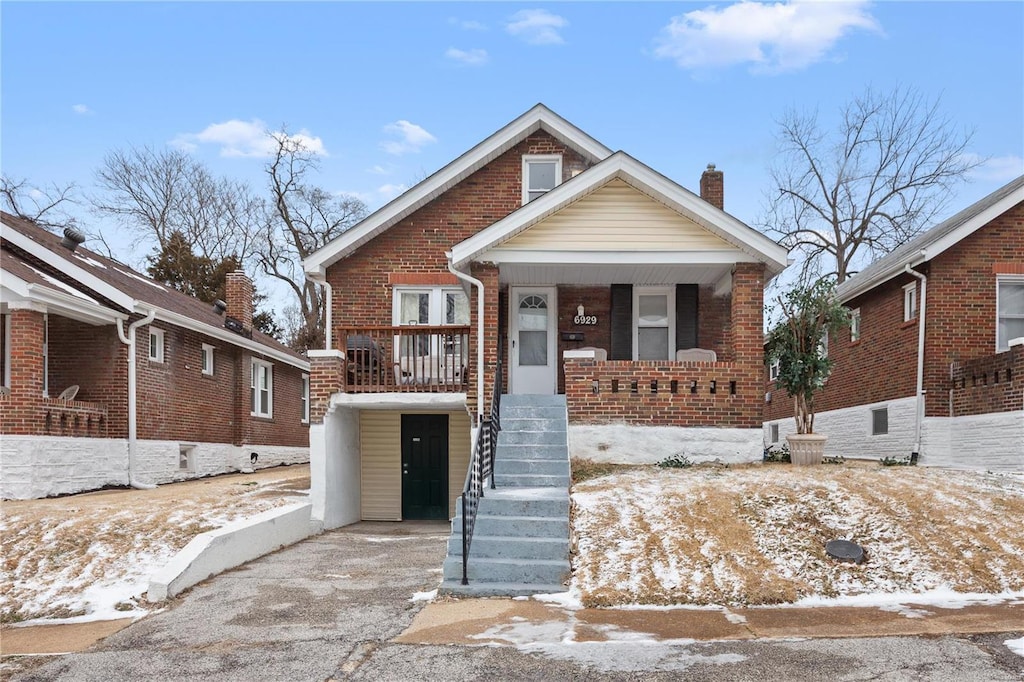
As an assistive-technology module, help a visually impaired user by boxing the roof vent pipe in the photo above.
[212,299,227,315]
[61,227,86,251]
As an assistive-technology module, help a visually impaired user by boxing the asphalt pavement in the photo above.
[3,521,1022,681]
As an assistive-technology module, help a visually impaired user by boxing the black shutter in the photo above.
[610,284,632,360]
[676,284,698,350]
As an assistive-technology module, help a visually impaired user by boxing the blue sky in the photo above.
[3,1,1022,296]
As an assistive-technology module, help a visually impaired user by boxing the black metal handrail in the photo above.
[460,352,503,585]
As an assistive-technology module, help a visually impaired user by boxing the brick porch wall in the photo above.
[950,345,1023,417]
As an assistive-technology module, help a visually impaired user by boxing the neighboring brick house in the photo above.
[764,175,1024,470]
[301,105,788,528]
[1,213,310,499]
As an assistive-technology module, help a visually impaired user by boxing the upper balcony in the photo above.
[337,325,471,393]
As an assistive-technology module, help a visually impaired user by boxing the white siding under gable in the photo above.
[500,179,734,252]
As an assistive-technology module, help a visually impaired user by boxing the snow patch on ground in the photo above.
[409,589,437,603]
[1005,637,1024,657]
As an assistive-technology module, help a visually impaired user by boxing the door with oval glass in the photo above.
[509,287,557,394]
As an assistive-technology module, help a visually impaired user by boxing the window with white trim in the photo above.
[769,358,780,381]
[871,407,889,435]
[250,359,273,418]
[633,287,675,361]
[149,328,165,362]
[522,155,562,204]
[997,276,1024,351]
[201,344,214,375]
[2,312,11,388]
[393,286,470,357]
[903,283,917,322]
[301,373,310,423]
[850,308,861,342]
[819,330,829,359]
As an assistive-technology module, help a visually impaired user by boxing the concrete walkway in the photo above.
[3,522,1022,681]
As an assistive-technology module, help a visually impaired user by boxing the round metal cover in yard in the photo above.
[826,539,865,564]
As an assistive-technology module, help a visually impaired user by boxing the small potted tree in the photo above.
[766,278,850,465]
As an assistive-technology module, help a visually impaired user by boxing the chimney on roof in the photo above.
[225,270,254,333]
[700,163,724,210]
[60,227,86,251]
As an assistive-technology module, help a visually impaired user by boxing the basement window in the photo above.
[179,444,195,472]
[770,423,779,443]
[871,407,889,436]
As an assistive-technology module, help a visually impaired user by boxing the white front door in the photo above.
[509,287,557,394]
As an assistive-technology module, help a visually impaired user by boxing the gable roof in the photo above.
[1,212,307,369]
[836,175,1024,303]
[302,104,613,277]
[448,151,789,275]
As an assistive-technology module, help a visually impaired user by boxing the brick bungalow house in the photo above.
[301,104,788,529]
[1,212,310,499]
[764,175,1024,470]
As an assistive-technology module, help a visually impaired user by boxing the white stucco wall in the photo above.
[1,437,310,500]
[310,405,361,529]
[764,395,1023,471]
[569,423,762,465]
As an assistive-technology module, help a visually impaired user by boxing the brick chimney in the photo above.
[225,270,254,332]
[700,163,724,210]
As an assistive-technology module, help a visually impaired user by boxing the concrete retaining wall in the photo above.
[1,436,310,499]
[569,424,762,465]
[147,502,316,602]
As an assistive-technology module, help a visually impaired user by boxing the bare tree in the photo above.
[259,130,368,351]
[94,147,262,265]
[763,86,982,283]
[1,174,81,232]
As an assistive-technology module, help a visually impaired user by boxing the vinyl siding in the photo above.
[359,409,472,521]
[501,179,733,251]
[360,411,401,521]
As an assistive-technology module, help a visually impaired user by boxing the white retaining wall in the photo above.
[147,502,316,601]
[569,424,762,465]
[1,436,310,499]
[763,395,1023,471]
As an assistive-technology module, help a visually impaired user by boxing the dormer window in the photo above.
[522,155,562,204]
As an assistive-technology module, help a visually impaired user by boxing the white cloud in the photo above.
[449,17,486,31]
[446,47,489,66]
[654,0,881,74]
[367,165,391,175]
[506,9,568,45]
[171,119,327,158]
[378,183,408,199]
[380,120,437,156]
[71,104,92,115]
[966,154,1024,183]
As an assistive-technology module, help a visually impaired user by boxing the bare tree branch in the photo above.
[1,174,82,233]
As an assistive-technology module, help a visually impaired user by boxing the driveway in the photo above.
[6,522,1022,681]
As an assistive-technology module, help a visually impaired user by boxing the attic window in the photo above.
[522,155,561,204]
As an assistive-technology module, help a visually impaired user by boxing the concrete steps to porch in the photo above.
[439,395,571,597]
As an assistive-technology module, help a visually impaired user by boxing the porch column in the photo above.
[308,349,345,425]
[469,262,500,417]
[730,263,767,427]
[3,306,46,435]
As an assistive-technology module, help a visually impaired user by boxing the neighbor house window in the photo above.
[201,344,214,375]
[522,155,562,204]
[43,313,49,396]
[871,407,889,436]
[997,276,1024,351]
[2,312,11,389]
[179,444,195,472]
[770,423,779,443]
[769,358,780,381]
[301,373,310,424]
[903,283,917,322]
[149,328,165,363]
[633,287,675,361]
[850,308,861,342]
[251,359,273,418]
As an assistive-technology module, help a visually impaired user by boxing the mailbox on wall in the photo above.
[561,331,585,342]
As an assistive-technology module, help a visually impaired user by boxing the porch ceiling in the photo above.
[497,262,734,286]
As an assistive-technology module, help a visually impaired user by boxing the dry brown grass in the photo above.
[0,465,310,623]
[571,460,1024,608]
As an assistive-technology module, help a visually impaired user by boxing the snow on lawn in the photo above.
[0,466,309,625]
[571,461,1024,608]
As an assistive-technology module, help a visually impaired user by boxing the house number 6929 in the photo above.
[573,315,598,325]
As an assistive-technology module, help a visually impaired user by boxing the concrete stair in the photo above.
[439,394,571,596]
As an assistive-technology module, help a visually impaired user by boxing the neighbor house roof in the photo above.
[449,151,790,276]
[836,175,1024,303]
[302,103,614,277]
[1,212,307,369]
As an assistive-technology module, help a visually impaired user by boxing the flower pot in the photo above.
[786,433,828,466]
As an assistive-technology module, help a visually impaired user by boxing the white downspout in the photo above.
[905,260,927,463]
[447,254,485,427]
[117,308,157,489]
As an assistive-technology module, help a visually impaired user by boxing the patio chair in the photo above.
[57,385,80,401]
[675,348,717,362]
[578,346,608,361]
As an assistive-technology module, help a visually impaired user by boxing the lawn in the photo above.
[0,465,310,624]
[571,460,1024,608]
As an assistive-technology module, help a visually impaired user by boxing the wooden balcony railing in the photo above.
[339,325,471,393]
